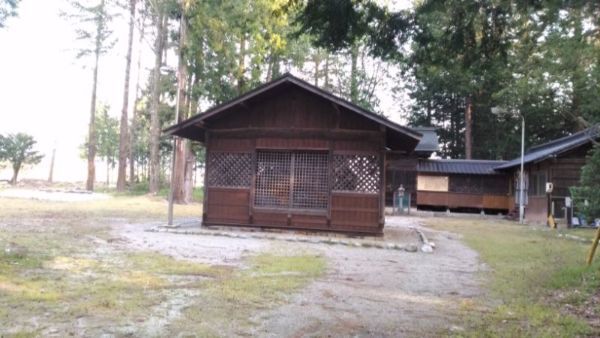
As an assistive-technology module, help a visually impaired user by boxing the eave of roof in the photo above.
[163,73,422,148]
[412,126,440,153]
[418,159,508,175]
[495,124,599,170]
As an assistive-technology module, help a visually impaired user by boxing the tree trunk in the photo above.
[314,52,320,86]
[86,16,103,191]
[465,96,473,159]
[117,0,137,191]
[10,164,20,185]
[106,159,110,187]
[48,146,56,183]
[173,8,190,204]
[183,146,195,202]
[324,54,330,90]
[266,50,273,81]
[149,10,166,194]
[349,44,359,103]
[237,34,246,93]
[129,13,145,186]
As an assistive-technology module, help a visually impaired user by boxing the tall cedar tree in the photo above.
[116,0,137,191]
[64,0,115,191]
[148,0,168,194]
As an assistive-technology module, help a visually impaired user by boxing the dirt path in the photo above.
[117,216,484,337]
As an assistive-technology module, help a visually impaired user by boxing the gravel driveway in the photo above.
[118,216,484,337]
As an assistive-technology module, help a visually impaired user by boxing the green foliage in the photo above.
[62,0,116,61]
[298,0,600,159]
[80,103,119,167]
[0,0,20,28]
[0,133,43,184]
[571,145,600,221]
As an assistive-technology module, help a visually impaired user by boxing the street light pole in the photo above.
[519,115,525,224]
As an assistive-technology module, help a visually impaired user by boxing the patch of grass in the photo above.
[171,253,326,334]
[0,194,324,335]
[0,195,202,220]
[425,218,600,336]
[213,253,325,304]
[126,251,221,276]
[97,182,204,203]
[562,227,600,242]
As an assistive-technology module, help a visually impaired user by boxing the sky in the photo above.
[0,0,151,182]
[0,0,412,184]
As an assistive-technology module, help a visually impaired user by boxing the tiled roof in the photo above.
[418,159,507,175]
[495,124,599,170]
[413,127,440,153]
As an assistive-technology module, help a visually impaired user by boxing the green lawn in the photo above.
[425,218,600,337]
[561,227,600,242]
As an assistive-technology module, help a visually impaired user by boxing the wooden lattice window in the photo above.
[291,152,329,209]
[255,151,292,208]
[255,151,329,210]
[206,152,252,188]
[332,154,380,194]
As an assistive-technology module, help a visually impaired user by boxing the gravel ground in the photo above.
[117,216,484,337]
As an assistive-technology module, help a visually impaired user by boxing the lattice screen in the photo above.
[206,152,252,188]
[332,154,380,193]
[292,152,329,209]
[255,151,329,210]
[255,151,292,208]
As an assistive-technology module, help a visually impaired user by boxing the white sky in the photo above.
[0,0,412,184]
[0,0,151,182]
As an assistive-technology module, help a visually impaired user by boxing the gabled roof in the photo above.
[412,127,440,154]
[419,159,507,175]
[164,73,422,151]
[495,124,599,170]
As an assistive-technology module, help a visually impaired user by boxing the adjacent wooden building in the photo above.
[495,125,599,223]
[415,159,511,213]
[165,73,422,234]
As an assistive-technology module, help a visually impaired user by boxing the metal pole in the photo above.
[519,115,525,224]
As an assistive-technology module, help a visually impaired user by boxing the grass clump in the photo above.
[213,253,325,304]
[426,218,600,336]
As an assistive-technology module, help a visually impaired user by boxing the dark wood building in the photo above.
[415,159,511,212]
[496,125,599,224]
[385,127,439,206]
[165,73,422,234]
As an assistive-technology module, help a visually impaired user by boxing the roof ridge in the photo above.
[528,124,599,152]
[423,159,507,163]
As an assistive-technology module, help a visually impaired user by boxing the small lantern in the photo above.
[397,185,405,197]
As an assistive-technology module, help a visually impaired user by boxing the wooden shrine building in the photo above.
[165,73,422,234]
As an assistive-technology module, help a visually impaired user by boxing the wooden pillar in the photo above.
[327,140,333,227]
[249,138,257,224]
[379,128,386,227]
[202,131,210,223]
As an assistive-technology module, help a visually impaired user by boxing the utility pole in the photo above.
[48,144,56,183]
[519,115,525,224]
